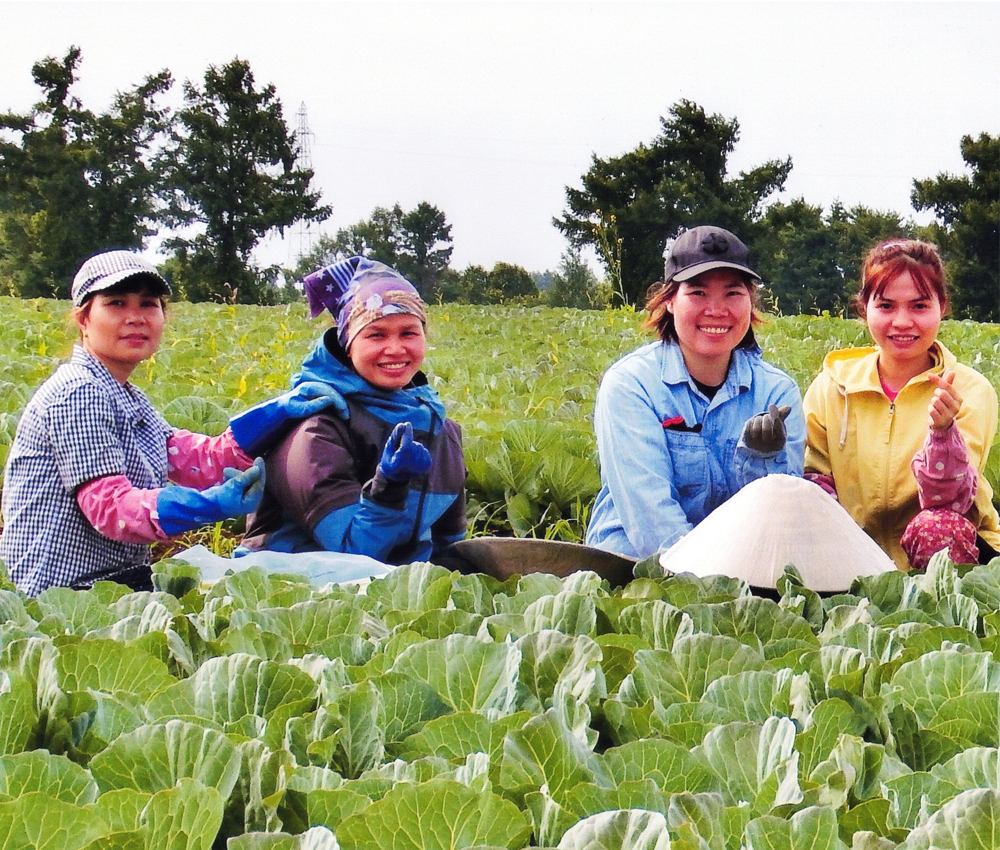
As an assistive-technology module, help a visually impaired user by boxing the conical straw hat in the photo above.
[658,474,897,591]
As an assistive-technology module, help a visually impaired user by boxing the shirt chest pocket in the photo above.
[663,430,713,502]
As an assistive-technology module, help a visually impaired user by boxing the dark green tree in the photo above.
[487,262,538,304]
[0,48,171,297]
[438,263,535,305]
[160,59,329,304]
[433,267,467,304]
[755,200,840,315]
[88,70,174,249]
[285,219,394,286]
[285,232,348,284]
[547,250,601,309]
[912,133,999,322]
[396,202,453,300]
[554,100,791,305]
[290,202,453,301]
[456,264,492,304]
[328,205,403,267]
[829,202,911,297]
[755,200,909,315]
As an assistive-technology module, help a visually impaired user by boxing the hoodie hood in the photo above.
[292,328,446,433]
[818,346,882,394]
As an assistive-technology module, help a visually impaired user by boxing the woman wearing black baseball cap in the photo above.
[585,225,806,561]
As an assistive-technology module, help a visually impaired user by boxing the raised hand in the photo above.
[741,404,792,454]
[378,422,432,482]
[927,370,962,432]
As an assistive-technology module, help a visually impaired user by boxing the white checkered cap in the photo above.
[71,250,171,306]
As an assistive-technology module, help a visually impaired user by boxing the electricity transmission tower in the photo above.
[291,102,318,265]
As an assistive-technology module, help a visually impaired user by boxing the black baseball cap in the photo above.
[664,226,761,284]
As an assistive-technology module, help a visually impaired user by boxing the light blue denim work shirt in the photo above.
[585,340,805,559]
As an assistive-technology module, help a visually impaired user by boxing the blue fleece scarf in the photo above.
[291,329,447,435]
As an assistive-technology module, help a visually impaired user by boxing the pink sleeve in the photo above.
[804,472,839,501]
[166,428,254,489]
[76,476,171,544]
[911,423,977,513]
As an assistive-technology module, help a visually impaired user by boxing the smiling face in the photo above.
[348,313,427,390]
[76,285,166,383]
[865,269,944,383]
[665,269,753,385]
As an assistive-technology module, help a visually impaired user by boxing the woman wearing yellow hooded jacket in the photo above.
[804,239,1000,571]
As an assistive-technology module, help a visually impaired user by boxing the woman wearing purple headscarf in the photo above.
[241,257,467,564]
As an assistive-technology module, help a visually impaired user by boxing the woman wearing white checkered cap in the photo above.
[0,250,346,595]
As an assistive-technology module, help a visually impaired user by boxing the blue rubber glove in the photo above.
[378,422,432,482]
[157,458,266,536]
[229,382,349,454]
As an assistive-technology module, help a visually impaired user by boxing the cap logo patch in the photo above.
[701,232,730,255]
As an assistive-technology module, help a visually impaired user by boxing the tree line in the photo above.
[2,51,996,320]
[292,101,998,321]
[288,204,579,308]
[554,101,998,322]
[0,48,326,305]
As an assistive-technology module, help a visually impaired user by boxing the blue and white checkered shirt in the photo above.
[0,346,173,595]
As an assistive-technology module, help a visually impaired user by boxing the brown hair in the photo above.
[643,270,763,349]
[852,239,949,319]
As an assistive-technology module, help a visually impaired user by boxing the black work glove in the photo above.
[741,404,791,454]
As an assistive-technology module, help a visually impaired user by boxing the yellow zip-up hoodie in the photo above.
[803,341,1000,569]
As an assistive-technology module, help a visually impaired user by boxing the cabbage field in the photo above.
[2,296,998,537]
[2,297,1000,849]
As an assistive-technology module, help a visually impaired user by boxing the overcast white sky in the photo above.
[3,1,998,275]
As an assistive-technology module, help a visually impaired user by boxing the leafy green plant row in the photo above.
[2,298,999,540]
[3,550,1000,847]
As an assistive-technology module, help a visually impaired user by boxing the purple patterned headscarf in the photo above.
[302,257,427,351]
